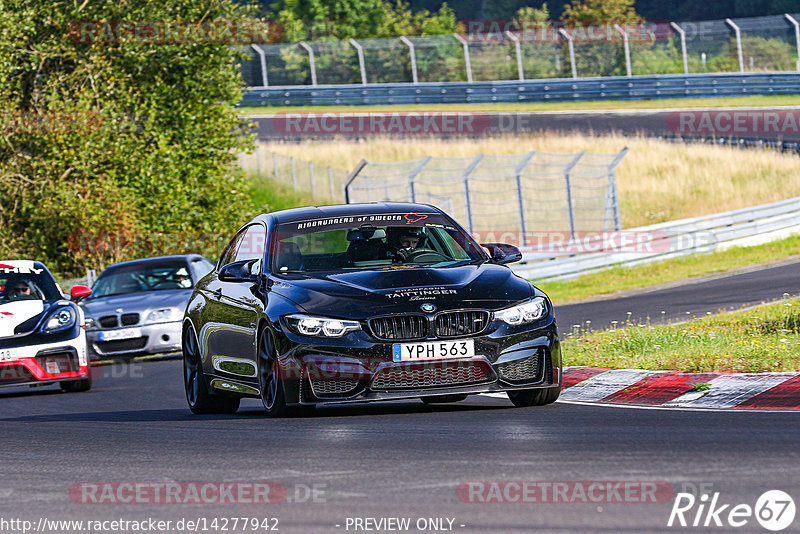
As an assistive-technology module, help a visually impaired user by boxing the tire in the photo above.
[258,328,313,418]
[183,324,240,415]
[507,386,561,407]
[421,394,468,404]
[61,373,92,393]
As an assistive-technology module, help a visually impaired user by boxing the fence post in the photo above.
[563,152,585,241]
[328,167,336,199]
[255,144,262,175]
[462,154,484,234]
[453,33,473,83]
[786,14,800,72]
[558,28,578,79]
[250,44,269,87]
[349,38,367,84]
[614,25,632,77]
[309,161,315,195]
[514,151,536,247]
[606,147,629,231]
[291,157,298,190]
[505,31,524,80]
[399,36,418,84]
[298,41,317,86]
[725,19,745,73]
[273,152,278,180]
[344,159,368,203]
[407,156,432,203]
[670,22,689,74]
[86,269,97,288]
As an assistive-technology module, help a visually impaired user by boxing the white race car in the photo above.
[0,260,93,392]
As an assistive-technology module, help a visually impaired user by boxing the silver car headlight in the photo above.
[494,297,547,325]
[144,307,182,324]
[41,307,77,334]
[285,314,360,337]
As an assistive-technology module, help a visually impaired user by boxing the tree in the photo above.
[562,0,641,24]
[0,0,258,273]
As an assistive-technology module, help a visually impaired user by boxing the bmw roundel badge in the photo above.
[420,303,437,313]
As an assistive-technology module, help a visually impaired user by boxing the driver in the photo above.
[172,268,192,289]
[387,227,427,262]
[7,280,35,300]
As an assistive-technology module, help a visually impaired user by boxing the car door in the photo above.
[212,224,267,372]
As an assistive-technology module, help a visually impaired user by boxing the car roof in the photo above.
[104,254,208,270]
[253,202,443,225]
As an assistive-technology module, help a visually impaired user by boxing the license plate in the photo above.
[393,339,475,362]
[99,328,142,341]
[0,348,17,362]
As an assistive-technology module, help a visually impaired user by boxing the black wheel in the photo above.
[183,324,240,414]
[507,386,561,407]
[61,373,92,392]
[421,394,468,404]
[258,328,313,418]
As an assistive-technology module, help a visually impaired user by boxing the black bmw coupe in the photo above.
[183,203,561,416]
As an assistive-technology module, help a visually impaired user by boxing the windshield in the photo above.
[271,213,486,273]
[90,259,193,298]
[0,271,62,302]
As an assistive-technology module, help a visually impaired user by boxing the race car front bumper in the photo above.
[0,334,90,388]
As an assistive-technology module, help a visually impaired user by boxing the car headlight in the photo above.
[285,314,360,337]
[145,308,181,324]
[41,307,77,334]
[494,297,547,325]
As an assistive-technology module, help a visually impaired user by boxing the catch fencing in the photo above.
[343,149,628,241]
[240,13,800,89]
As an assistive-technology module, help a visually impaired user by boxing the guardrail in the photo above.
[239,72,800,107]
[512,195,800,281]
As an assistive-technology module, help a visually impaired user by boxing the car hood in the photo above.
[0,299,49,338]
[80,289,192,319]
[271,263,533,319]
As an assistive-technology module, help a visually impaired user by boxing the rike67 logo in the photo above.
[668,490,795,531]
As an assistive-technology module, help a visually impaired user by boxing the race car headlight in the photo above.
[42,307,77,334]
[285,314,361,337]
[145,307,181,324]
[494,297,547,325]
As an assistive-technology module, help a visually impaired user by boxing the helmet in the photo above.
[387,226,426,248]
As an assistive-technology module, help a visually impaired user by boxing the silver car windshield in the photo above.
[90,260,192,298]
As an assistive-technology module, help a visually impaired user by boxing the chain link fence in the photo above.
[240,13,800,87]
[343,149,628,247]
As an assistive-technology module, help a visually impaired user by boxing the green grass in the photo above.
[239,95,800,115]
[537,234,800,304]
[561,297,800,372]
[250,174,319,213]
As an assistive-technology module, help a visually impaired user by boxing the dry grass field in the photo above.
[253,134,800,228]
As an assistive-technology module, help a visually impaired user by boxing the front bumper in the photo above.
[208,316,561,405]
[86,321,182,358]
[0,334,89,388]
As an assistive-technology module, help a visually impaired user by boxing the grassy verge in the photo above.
[537,234,800,304]
[250,174,319,212]
[239,95,800,115]
[561,298,800,372]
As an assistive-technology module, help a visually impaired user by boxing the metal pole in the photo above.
[309,161,315,195]
[461,154,484,234]
[328,167,335,199]
[349,38,367,84]
[407,156,432,203]
[273,152,278,180]
[291,157,297,190]
[614,24,632,77]
[786,14,800,72]
[453,33,473,82]
[298,41,317,85]
[670,22,689,74]
[344,159,368,203]
[725,19,744,73]
[563,152,585,241]
[250,44,269,87]
[606,147,629,231]
[255,144,262,175]
[558,28,577,79]
[505,31,524,81]
[399,36,418,84]
[514,151,536,247]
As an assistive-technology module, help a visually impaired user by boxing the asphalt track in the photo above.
[1,260,799,533]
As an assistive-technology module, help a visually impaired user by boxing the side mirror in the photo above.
[481,243,523,265]
[70,285,92,302]
[219,259,259,282]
